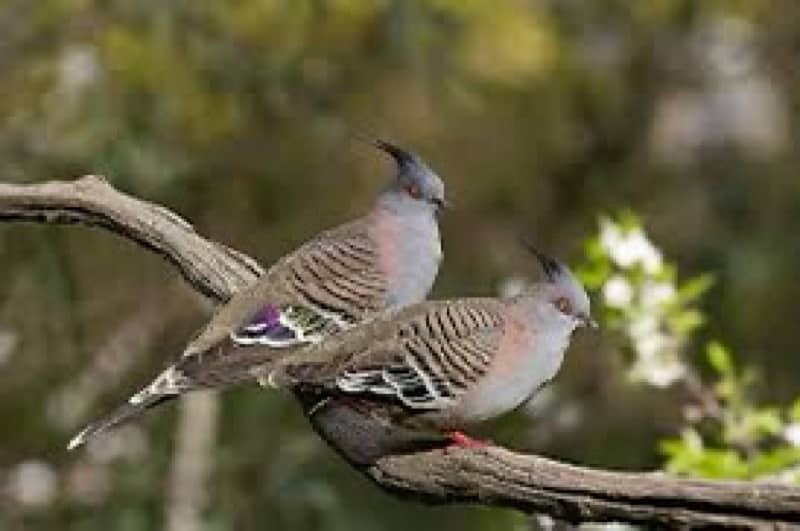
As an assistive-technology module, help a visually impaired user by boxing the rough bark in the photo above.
[2,176,799,529]
[0,175,264,302]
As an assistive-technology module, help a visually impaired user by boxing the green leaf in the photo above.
[670,309,706,334]
[707,341,733,376]
[660,433,751,479]
[677,273,715,303]
[575,262,611,290]
[748,447,800,477]
[616,209,642,231]
[583,235,607,261]
[714,379,737,402]
[741,407,784,438]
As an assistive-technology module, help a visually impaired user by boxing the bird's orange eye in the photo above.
[406,183,422,199]
[555,297,571,314]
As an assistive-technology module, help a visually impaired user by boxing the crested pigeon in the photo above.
[262,248,595,446]
[68,139,447,450]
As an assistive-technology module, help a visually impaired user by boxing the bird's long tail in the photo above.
[67,393,174,450]
[66,365,187,450]
[67,350,281,450]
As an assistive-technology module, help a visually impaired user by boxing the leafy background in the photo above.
[1,1,800,529]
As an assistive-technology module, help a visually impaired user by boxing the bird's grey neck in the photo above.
[372,190,439,243]
[375,188,436,219]
[371,189,442,308]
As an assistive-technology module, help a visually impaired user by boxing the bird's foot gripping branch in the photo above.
[2,177,800,529]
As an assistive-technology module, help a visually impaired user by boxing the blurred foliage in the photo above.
[2,0,800,529]
[577,212,713,388]
[661,342,800,481]
[579,215,800,483]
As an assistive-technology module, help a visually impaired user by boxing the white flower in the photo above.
[629,355,686,388]
[626,314,660,343]
[597,214,690,390]
[599,218,663,273]
[628,335,686,387]
[602,275,634,308]
[599,217,625,257]
[627,230,663,273]
[641,280,676,308]
[635,333,672,359]
[626,321,686,388]
[8,460,58,508]
[783,423,800,447]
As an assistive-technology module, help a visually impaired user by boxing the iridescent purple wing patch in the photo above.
[230,305,296,346]
[230,304,341,348]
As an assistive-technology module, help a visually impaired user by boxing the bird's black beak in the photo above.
[432,197,450,212]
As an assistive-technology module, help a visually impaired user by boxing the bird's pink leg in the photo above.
[446,431,489,449]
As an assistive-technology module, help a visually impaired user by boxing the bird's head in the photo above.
[523,244,596,329]
[371,139,447,213]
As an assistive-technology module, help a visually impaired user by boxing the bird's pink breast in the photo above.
[368,206,441,307]
[492,315,536,376]
[370,210,398,280]
[454,312,544,424]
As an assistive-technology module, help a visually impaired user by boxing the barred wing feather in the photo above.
[334,301,504,410]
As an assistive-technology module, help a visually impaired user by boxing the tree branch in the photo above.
[306,393,800,529]
[0,176,263,302]
[371,446,799,528]
[2,176,799,528]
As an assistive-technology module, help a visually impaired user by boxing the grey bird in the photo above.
[68,139,447,450]
[261,248,595,447]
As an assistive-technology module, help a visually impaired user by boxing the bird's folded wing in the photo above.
[274,299,505,411]
[182,219,387,357]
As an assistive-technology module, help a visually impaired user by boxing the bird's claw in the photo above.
[446,431,489,449]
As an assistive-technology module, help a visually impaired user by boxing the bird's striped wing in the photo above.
[181,219,387,357]
[273,227,389,329]
[281,299,505,411]
[128,219,392,397]
[228,226,387,349]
